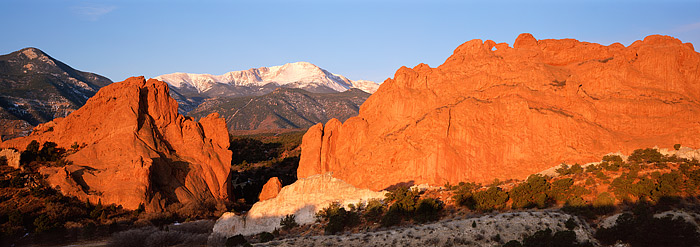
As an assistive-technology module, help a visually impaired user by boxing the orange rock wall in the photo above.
[298,34,700,191]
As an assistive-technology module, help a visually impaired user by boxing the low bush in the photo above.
[413,198,443,223]
[473,186,509,211]
[317,203,360,235]
[628,148,665,164]
[280,214,298,230]
[364,199,385,222]
[225,234,248,247]
[452,182,479,208]
[258,231,274,243]
[596,209,700,247]
[510,175,551,209]
[384,186,420,215]
[509,228,591,247]
[380,204,402,227]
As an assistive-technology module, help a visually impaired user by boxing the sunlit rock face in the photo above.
[0,77,232,211]
[212,173,384,237]
[298,34,700,191]
[258,177,282,201]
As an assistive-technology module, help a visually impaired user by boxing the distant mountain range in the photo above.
[0,49,378,139]
[155,62,379,113]
[189,87,370,132]
[0,48,112,140]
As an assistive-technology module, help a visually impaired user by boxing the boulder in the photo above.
[258,177,282,201]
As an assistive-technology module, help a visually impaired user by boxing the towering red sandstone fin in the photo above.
[1,77,233,210]
[298,34,700,191]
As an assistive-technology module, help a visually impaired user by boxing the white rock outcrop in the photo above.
[212,173,385,237]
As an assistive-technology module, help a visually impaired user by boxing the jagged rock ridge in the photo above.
[0,48,112,140]
[298,34,700,191]
[0,77,232,211]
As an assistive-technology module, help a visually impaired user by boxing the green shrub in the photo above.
[413,198,443,223]
[510,175,551,209]
[380,204,402,227]
[628,148,664,164]
[225,234,248,247]
[565,218,577,230]
[652,172,682,200]
[452,182,479,208]
[556,164,570,175]
[20,140,40,164]
[602,154,623,163]
[557,164,584,176]
[384,186,420,214]
[364,199,385,222]
[473,186,508,211]
[33,214,61,233]
[317,203,360,235]
[258,231,274,243]
[280,214,298,230]
[520,228,590,247]
[596,210,700,247]
[593,192,615,207]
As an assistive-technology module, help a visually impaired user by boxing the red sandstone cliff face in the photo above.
[298,34,700,191]
[0,77,232,211]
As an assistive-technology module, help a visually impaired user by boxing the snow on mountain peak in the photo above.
[154,62,379,93]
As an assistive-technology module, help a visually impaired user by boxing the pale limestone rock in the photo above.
[212,173,385,237]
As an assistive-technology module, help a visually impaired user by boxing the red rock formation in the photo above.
[298,34,700,191]
[258,177,282,201]
[0,77,232,211]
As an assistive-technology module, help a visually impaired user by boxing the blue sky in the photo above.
[1,0,699,84]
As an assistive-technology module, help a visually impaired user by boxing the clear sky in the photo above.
[1,0,699,84]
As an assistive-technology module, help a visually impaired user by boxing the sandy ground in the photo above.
[257,210,598,247]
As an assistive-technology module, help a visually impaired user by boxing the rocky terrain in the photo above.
[0,48,112,140]
[0,77,232,211]
[256,211,596,247]
[189,87,370,132]
[298,33,700,190]
[213,173,384,237]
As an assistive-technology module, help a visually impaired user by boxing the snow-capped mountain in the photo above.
[154,62,379,94]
